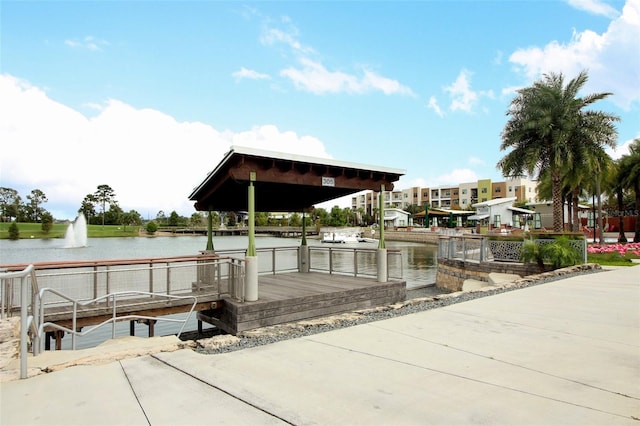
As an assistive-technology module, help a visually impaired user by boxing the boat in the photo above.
[322,232,360,243]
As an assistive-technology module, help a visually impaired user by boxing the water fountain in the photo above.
[64,213,88,248]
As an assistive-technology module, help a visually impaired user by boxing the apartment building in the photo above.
[352,177,538,215]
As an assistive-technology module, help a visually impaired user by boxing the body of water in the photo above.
[1,235,438,349]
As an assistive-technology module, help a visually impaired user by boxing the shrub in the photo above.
[146,221,158,234]
[8,222,19,240]
[521,236,582,270]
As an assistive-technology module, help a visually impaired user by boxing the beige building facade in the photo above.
[352,177,538,216]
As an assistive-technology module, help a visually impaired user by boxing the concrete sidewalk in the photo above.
[2,266,639,425]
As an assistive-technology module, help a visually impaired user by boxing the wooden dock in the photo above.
[38,271,405,346]
[199,272,406,334]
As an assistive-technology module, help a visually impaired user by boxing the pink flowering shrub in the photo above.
[587,242,640,257]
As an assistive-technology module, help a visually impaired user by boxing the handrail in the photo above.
[0,265,35,379]
[307,246,403,280]
[34,289,197,355]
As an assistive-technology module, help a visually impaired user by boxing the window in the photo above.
[495,187,501,193]
[494,214,501,227]
[481,188,487,193]
[462,189,467,194]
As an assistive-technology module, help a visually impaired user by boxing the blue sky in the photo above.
[1,0,638,220]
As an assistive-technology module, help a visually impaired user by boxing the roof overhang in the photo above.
[189,146,405,212]
[468,214,490,221]
[508,206,536,214]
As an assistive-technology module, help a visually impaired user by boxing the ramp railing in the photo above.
[33,289,197,355]
[0,265,37,379]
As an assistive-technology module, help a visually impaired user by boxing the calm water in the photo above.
[0,235,437,348]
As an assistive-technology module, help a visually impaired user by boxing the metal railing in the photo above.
[0,265,37,379]
[438,235,493,262]
[308,246,403,280]
[438,235,587,263]
[33,289,197,354]
[3,255,245,313]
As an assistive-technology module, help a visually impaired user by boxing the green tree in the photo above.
[498,71,618,231]
[94,184,117,226]
[328,206,348,227]
[41,212,53,234]
[603,158,628,243]
[121,210,143,231]
[0,187,19,222]
[227,211,237,227]
[104,204,123,225]
[190,212,205,228]
[79,194,98,225]
[618,138,640,242]
[8,221,19,240]
[255,212,269,226]
[146,220,158,234]
[168,211,180,226]
[26,189,48,222]
[289,212,302,227]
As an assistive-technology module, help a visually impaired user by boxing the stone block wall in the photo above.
[436,259,549,292]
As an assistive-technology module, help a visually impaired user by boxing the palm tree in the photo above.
[498,71,619,232]
[618,138,640,242]
[604,160,628,243]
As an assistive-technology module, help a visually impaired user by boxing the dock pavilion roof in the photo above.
[189,146,405,212]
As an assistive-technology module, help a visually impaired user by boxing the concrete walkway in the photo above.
[2,266,639,425]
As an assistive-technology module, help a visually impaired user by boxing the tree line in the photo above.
[0,183,380,234]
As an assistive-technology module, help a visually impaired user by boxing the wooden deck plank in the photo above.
[40,271,406,337]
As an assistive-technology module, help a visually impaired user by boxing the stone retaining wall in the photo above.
[436,258,551,292]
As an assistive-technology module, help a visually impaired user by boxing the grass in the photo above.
[0,222,140,239]
[587,251,640,266]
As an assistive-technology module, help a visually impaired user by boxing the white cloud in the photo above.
[468,157,485,166]
[259,19,414,97]
[0,74,331,220]
[607,135,638,159]
[260,27,314,55]
[65,36,108,51]
[444,70,479,113]
[509,0,640,109]
[232,67,271,81]
[281,58,414,96]
[427,96,444,117]
[436,169,480,185]
[567,0,620,18]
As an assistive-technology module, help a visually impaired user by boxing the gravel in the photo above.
[193,265,605,355]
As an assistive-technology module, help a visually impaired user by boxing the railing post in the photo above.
[377,248,388,282]
[353,249,358,277]
[299,245,309,273]
[20,273,28,379]
[93,265,98,300]
[329,248,333,274]
[149,262,153,295]
[105,266,111,307]
[166,262,170,294]
[272,248,276,275]
[462,237,467,262]
[480,238,486,262]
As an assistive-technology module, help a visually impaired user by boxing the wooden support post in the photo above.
[148,319,156,337]
[55,330,64,350]
[45,331,52,351]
